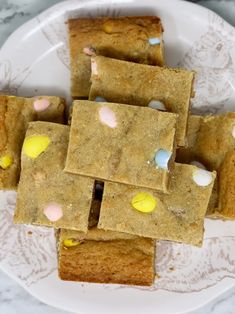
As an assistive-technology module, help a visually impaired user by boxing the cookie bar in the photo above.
[177,113,235,219]
[0,95,65,189]
[65,100,177,192]
[177,113,235,169]
[218,150,235,218]
[58,228,155,286]
[14,122,94,231]
[68,16,164,98]
[98,163,216,246]
[89,56,195,146]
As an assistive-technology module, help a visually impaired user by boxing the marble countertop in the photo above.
[0,0,235,313]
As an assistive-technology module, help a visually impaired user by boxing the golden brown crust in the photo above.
[195,114,235,170]
[68,16,164,98]
[58,228,155,286]
[0,96,27,189]
[218,150,235,218]
[0,96,8,151]
[207,178,219,213]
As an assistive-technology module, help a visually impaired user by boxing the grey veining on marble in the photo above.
[0,0,235,314]
[0,271,68,314]
[193,288,235,314]
[0,0,61,47]
[197,0,235,26]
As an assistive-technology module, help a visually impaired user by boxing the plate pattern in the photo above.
[179,12,235,114]
[0,60,32,95]
[0,192,56,286]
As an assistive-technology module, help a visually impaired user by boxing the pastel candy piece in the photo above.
[0,155,13,169]
[148,37,161,45]
[99,106,117,128]
[43,203,63,222]
[232,125,235,138]
[190,160,206,170]
[63,238,81,248]
[192,169,213,187]
[148,100,166,111]
[154,149,172,170]
[91,58,98,75]
[131,192,157,213]
[102,21,113,33]
[95,96,107,102]
[23,135,51,159]
[33,98,50,112]
[83,46,96,56]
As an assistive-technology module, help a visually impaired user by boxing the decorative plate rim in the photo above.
[0,0,235,313]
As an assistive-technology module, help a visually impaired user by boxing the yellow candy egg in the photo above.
[23,135,51,159]
[102,21,113,33]
[0,155,13,169]
[131,192,157,213]
[63,238,81,248]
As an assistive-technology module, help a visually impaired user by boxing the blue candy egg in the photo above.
[148,37,161,45]
[148,100,166,111]
[95,96,107,102]
[154,149,172,170]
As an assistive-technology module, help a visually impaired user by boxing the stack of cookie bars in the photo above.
[0,16,234,286]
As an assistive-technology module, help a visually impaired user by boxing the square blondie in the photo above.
[89,56,195,146]
[14,122,94,231]
[65,100,177,192]
[98,163,216,246]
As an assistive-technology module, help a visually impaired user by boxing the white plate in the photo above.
[0,0,235,313]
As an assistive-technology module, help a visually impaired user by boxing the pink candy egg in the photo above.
[99,106,117,128]
[83,47,96,56]
[43,203,63,222]
[33,98,50,112]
